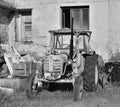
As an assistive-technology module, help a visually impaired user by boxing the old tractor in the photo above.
[26,23,104,101]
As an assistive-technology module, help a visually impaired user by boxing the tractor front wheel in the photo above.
[26,73,39,99]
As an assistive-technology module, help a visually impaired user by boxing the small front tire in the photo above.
[26,73,39,99]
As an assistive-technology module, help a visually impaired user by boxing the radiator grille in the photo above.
[44,59,62,73]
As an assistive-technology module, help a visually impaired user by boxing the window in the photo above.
[61,6,89,31]
[23,15,32,41]
[16,9,32,42]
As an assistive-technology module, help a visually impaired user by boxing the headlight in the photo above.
[68,59,72,64]
[73,58,76,63]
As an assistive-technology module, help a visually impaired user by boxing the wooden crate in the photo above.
[4,54,38,77]
[12,62,37,76]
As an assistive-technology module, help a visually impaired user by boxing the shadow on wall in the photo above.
[0,8,15,44]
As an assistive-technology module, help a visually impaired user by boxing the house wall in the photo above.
[107,1,120,59]
[15,0,120,61]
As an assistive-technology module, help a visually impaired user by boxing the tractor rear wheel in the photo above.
[26,73,39,99]
[83,54,99,91]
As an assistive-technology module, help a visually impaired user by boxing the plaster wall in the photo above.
[15,0,120,61]
[107,1,120,56]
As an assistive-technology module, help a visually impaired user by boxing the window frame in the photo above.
[61,6,90,30]
[16,9,32,43]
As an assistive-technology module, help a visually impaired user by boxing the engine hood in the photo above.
[44,54,67,62]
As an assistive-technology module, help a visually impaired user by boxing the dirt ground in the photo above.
[1,84,120,107]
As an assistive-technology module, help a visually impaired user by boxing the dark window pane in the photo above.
[62,9,70,28]
[83,8,89,30]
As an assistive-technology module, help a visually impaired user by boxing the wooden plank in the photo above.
[4,54,14,76]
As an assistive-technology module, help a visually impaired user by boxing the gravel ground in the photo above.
[1,84,120,107]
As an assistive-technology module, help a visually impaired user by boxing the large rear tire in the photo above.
[83,54,99,91]
[26,73,39,99]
